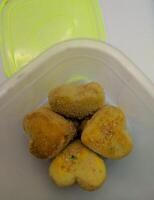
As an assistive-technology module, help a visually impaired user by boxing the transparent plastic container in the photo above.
[0,0,106,77]
[0,40,154,200]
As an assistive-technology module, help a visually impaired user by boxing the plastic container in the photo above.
[0,40,154,200]
[0,0,106,77]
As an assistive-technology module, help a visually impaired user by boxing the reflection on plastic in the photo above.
[0,0,106,77]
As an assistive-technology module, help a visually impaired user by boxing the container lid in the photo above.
[0,0,106,77]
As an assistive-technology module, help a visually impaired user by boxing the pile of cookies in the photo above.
[23,82,133,191]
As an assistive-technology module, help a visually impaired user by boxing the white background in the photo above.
[0,0,154,85]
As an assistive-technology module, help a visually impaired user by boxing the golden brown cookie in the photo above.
[49,140,106,191]
[81,106,133,159]
[48,82,104,119]
[23,106,76,159]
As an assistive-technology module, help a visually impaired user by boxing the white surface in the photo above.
[100,0,154,83]
[0,40,154,200]
[0,0,154,84]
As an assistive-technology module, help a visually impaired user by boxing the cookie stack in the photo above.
[23,82,133,191]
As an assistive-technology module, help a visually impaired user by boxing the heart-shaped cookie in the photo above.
[49,140,106,191]
[48,82,105,119]
[23,105,76,159]
[81,106,133,159]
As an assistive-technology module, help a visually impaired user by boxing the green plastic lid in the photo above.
[0,0,106,77]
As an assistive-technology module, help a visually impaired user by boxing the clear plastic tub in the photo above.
[0,40,154,200]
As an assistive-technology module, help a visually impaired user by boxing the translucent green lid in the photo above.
[0,0,106,77]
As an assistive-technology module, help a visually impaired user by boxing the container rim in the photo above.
[0,39,153,100]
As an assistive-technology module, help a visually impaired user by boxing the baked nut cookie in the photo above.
[23,106,76,159]
[81,106,133,159]
[49,140,106,191]
[48,82,104,119]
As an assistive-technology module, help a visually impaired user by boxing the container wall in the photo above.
[0,40,154,199]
